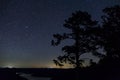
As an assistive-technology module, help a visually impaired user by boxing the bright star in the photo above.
[25,26,29,29]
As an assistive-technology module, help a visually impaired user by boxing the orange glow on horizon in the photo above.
[1,62,73,68]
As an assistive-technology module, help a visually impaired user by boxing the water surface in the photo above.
[20,73,51,80]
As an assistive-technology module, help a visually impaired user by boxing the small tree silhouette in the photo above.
[52,11,99,68]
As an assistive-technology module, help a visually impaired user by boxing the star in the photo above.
[25,26,29,29]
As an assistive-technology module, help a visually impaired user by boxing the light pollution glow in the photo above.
[1,62,74,68]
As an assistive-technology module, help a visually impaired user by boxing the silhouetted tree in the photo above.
[52,11,99,68]
[99,5,120,66]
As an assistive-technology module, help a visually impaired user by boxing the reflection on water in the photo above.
[20,73,51,80]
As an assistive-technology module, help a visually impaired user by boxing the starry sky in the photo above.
[0,0,120,68]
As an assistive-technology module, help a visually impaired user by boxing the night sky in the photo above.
[0,0,119,68]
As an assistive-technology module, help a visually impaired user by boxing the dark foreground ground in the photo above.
[0,65,120,80]
[0,68,27,80]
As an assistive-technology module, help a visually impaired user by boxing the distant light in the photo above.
[3,64,15,68]
[7,65,14,68]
